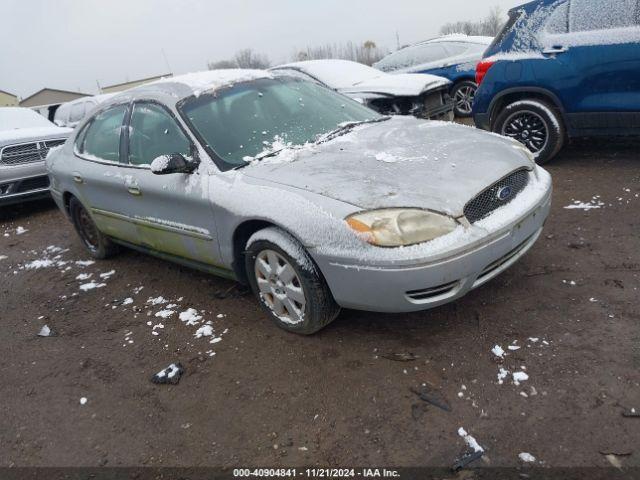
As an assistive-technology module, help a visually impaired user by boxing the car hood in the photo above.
[0,126,72,147]
[340,73,450,97]
[242,117,533,217]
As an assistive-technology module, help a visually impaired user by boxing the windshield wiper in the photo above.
[316,116,391,144]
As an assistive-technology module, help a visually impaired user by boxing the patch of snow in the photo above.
[0,255,7,260]
[75,260,95,267]
[76,273,92,280]
[564,200,605,210]
[16,226,28,235]
[80,397,87,405]
[492,345,505,358]
[147,296,168,306]
[38,325,52,337]
[150,155,171,173]
[24,259,54,270]
[179,308,203,326]
[458,427,484,453]
[79,281,106,291]
[508,345,521,351]
[195,325,214,338]
[519,452,536,463]
[122,297,134,305]
[155,309,175,319]
[497,367,510,385]
[513,371,529,386]
[99,270,115,279]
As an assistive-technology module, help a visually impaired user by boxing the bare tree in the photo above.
[207,48,271,70]
[440,6,505,37]
[234,49,271,69]
[291,41,388,66]
[207,59,238,70]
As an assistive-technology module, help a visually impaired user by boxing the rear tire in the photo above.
[245,227,340,335]
[493,99,565,165]
[451,80,478,118]
[69,197,119,259]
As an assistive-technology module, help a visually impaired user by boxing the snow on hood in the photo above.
[275,59,449,96]
[242,117,533,217]
[151,69,273,97]
[342,72,450,97]
[0,125,72,145]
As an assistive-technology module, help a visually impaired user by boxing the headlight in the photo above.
[346,208,457,247]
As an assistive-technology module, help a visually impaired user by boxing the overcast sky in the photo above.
[1,0,522,99]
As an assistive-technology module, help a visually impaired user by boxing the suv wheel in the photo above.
[493,99,565,164]
[69,197,119,259]
[245,227,340,335]
[451,80,477,117]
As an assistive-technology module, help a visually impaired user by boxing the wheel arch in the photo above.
[488,87,566,130]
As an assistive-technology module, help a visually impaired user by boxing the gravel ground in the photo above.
[1,137,639,470]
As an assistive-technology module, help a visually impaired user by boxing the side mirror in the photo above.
[150,153,198,175]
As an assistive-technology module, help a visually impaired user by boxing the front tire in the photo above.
[451,80,478,118]
[245,227,340,335]
[493,99,565,165]
[69,197,119,259]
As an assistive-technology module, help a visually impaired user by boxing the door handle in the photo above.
[127,185,142,196]
[542,46,568,55]
[72,172,83,184]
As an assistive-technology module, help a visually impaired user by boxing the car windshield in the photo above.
[179,76,382,170]
[0,107,55,131]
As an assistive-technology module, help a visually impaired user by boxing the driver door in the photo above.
[121,101,222,266]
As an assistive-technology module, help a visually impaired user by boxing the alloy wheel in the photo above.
[254,249,306,325]
[501,110,549,153]
[454,85,476,116]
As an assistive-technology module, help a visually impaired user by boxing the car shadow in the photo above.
[0,197,57,223]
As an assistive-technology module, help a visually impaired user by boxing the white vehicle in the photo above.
[271,59,454,120]
[54,93,115,128]
[1,108,71,206]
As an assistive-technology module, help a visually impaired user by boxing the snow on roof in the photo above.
[0,107,54,131]
[274,60,383,90]
[424,34,494,45]
[150,69,273,97]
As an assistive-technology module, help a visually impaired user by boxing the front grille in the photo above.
[16,176,49,193]
[464,169,530,223]
[0,139,66,166]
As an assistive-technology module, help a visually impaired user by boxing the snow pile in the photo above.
[16,226,28,235]
[179,308,202,326]
[79,281,106,291]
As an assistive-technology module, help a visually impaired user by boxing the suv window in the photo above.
[128,103,191,166]
[79,105,127,162]
[570,0,638,32]
[545,1,569,34]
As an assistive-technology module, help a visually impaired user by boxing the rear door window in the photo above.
[79,105,127,162]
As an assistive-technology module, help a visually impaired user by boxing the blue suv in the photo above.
[473,0,640,163]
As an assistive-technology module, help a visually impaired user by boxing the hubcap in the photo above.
[501,110,549,153]
[254,249,306,325]
[77,206,99,251]
[454,85,476,115]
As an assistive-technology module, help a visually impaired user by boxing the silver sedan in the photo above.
[47,70,552,334]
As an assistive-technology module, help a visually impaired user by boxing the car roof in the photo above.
[417,34,494,46]
[104,69,273,105]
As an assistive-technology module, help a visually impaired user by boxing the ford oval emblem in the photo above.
[497,186,512,201]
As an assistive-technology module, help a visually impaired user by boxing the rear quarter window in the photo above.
[570,0,638,31]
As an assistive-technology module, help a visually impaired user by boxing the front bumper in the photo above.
[473,112,491,131]
[0,174,51,206]
[313,186,552,313]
